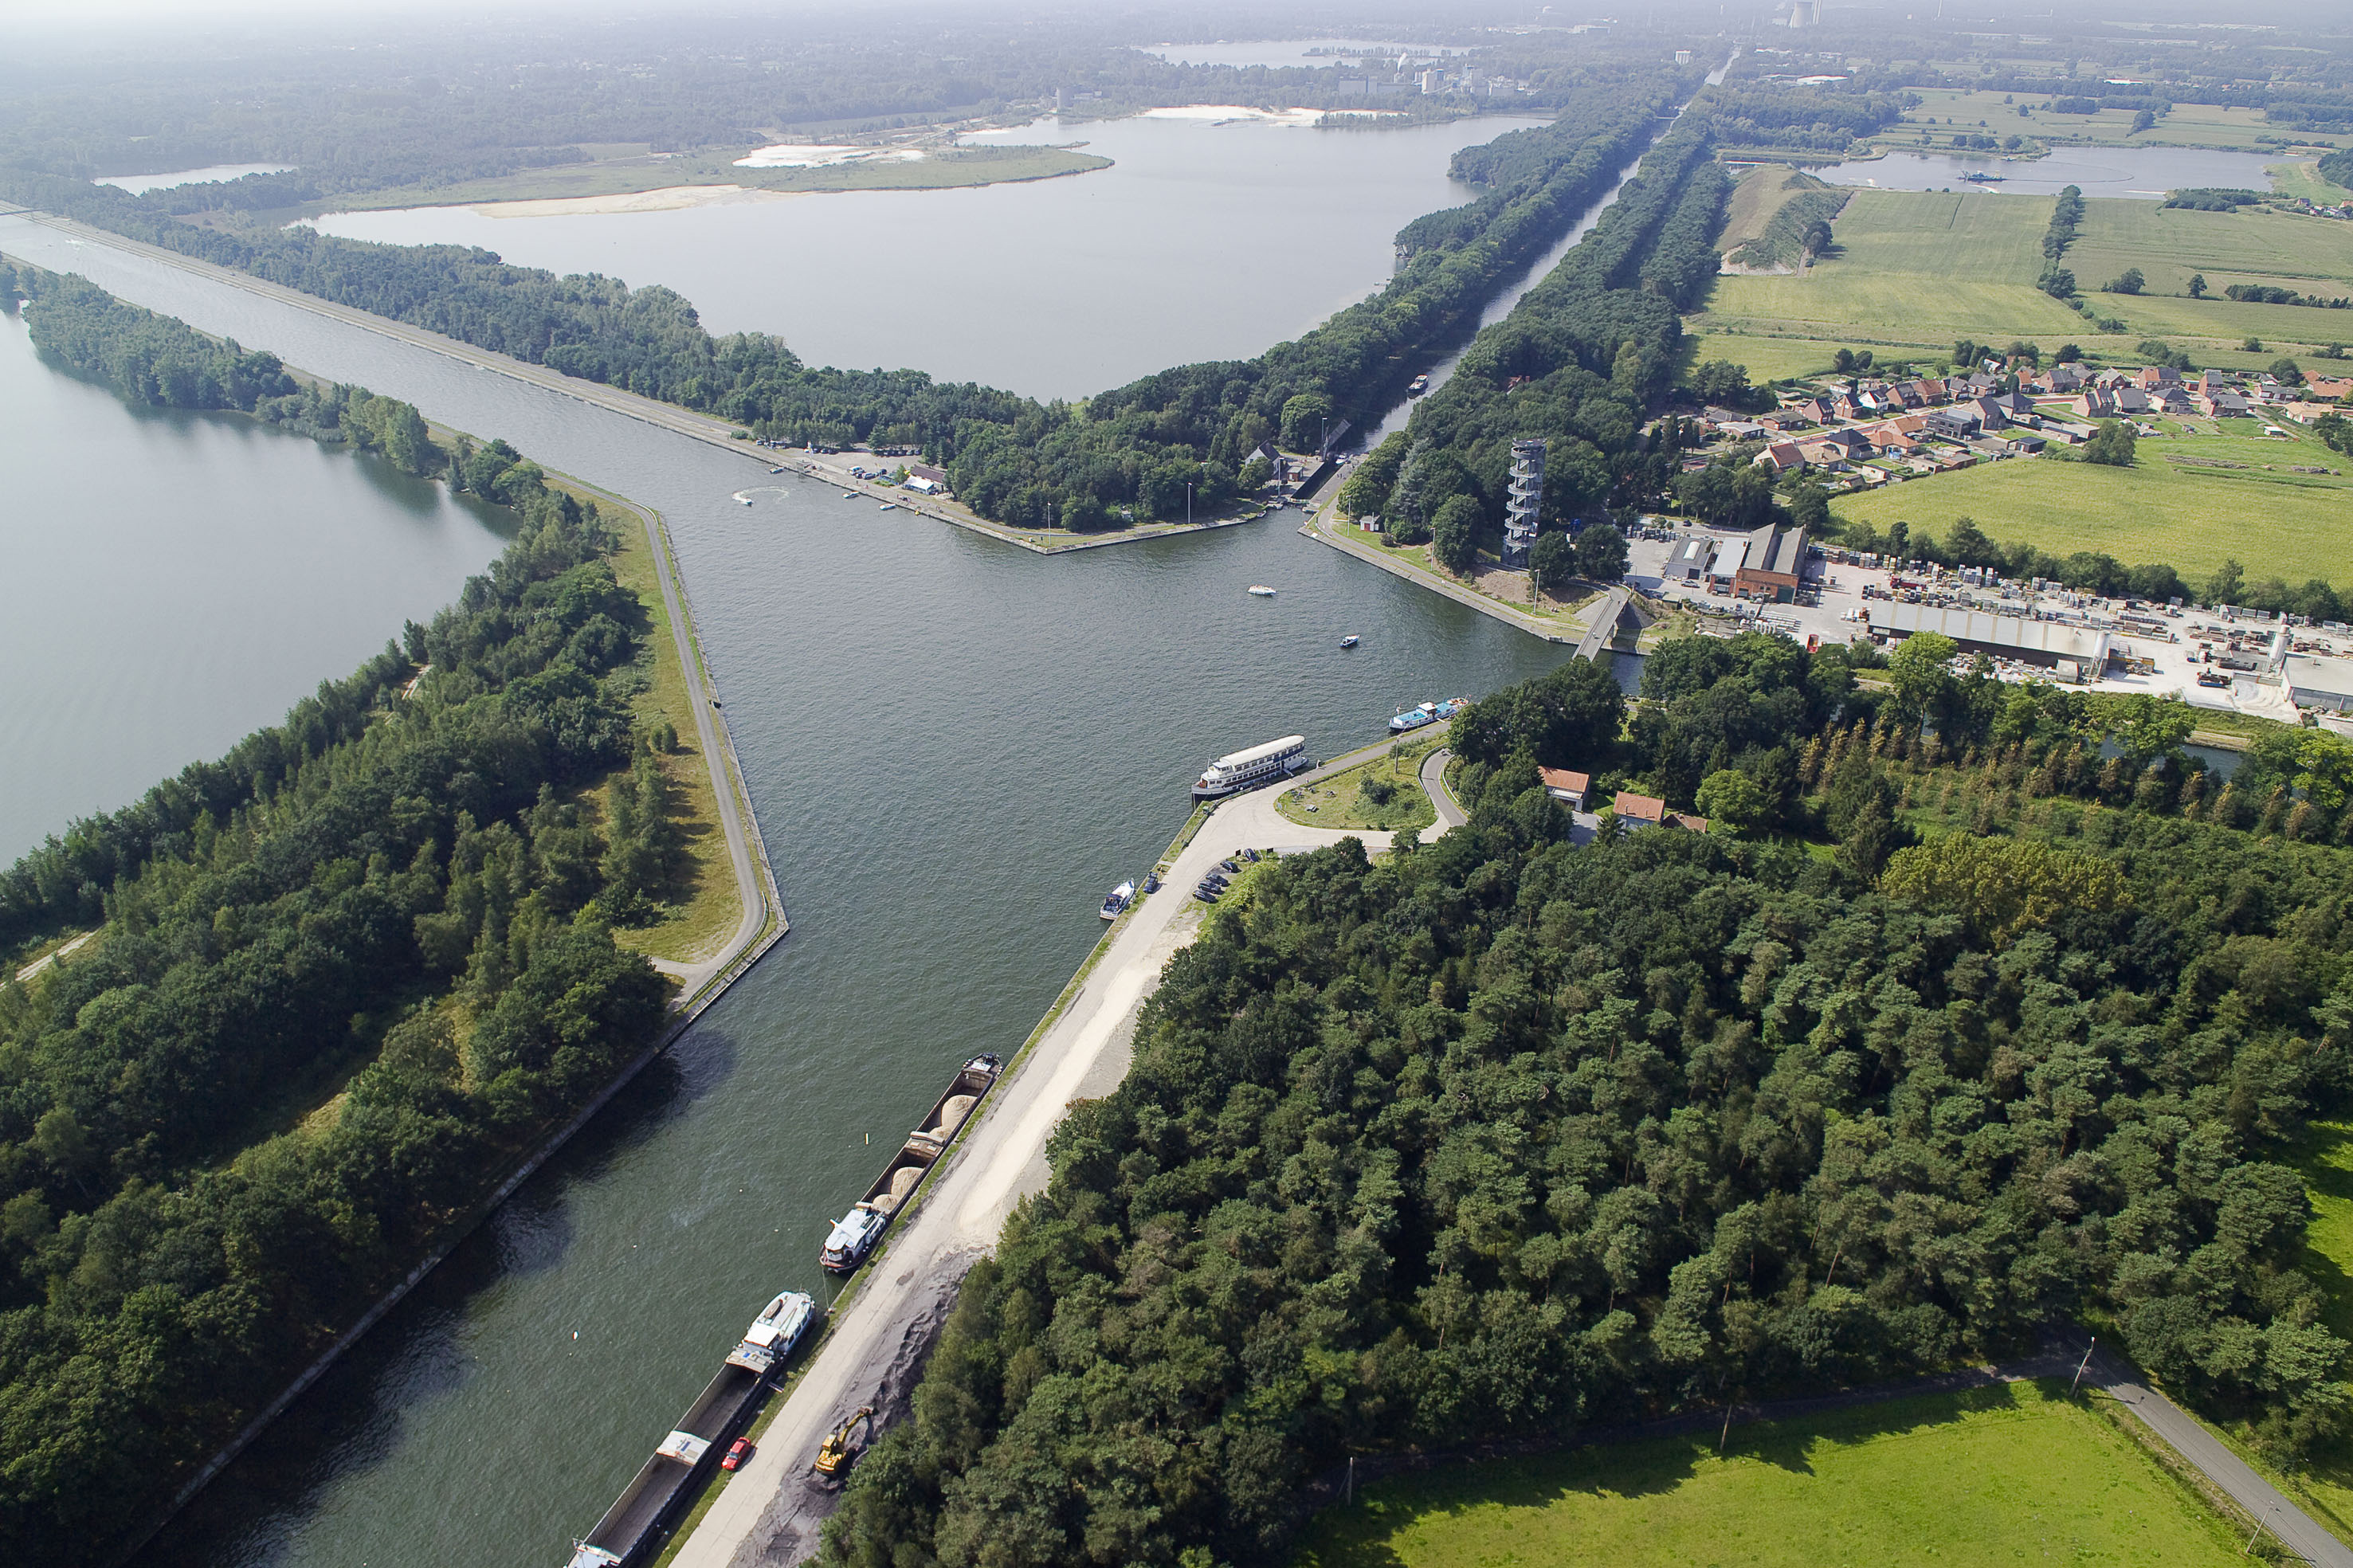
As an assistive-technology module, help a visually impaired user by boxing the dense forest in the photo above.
[1338,110,1731,555]
[820,638,2353,1568]
[0,16,1685,202]
[2,67,1693,534]
[0,272,684,1562]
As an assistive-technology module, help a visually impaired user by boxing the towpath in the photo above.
[671,779,1438,1568]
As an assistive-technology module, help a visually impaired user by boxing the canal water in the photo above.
[308,114,1544,401]
[0,303,513,862]
[0,211,1582,1568]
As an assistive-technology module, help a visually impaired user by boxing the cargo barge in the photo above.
[564,1291,816,1568]
[821,1055,1002,1274]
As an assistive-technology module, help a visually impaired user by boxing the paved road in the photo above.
[674,788,1438,1568]
[2088,1346,2351,1567]
[1572,584,1634,661]
[586,480,786,1008]
[1421,747,1467,829]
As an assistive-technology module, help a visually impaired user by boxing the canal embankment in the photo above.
[667,775,1453,1568]
[102,443,788,1565]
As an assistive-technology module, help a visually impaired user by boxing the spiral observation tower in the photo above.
[1502,437,1545,568]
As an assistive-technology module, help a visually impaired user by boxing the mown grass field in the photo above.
[1891,89,2326,154]
[1694,190,2091,359]
[1692,187,2353,369]
[1829,421,2351,585]
[1292,1380,2249,1568]
[2273,159,2353,208]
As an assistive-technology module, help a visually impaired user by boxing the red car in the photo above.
[721,1438,754,1472]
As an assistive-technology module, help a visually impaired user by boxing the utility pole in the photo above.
[1347,1456,1355,1504]
[2245,1503,2275,1555]
[1186,482,1194,527]
[2071,1338,2097,1397]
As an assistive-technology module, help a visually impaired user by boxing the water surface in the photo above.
[312,115,1542,400]
[0,303,510,860]
[95,163,296,194]
[1806,144,2282,198]
[0,211,1579,1568]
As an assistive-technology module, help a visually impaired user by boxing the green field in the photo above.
[1890,88,2334,155]
[2273,159,2353,208]
[1277,736,1441,833]
[1293,1380,2248,1568]
[1694,190,2091,359]
[1829,421,2351,585]
[1693,186,2353,368]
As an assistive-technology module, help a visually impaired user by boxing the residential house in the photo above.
[2045,363,2086,394]
[2135,365,2183,390]
[2308,374,2353,402]
[1925,405,1982,440]
[2193,389,2251,418]
[1753,441,1808,476]
[1608,792,1708,833]
[1539,767,1592,809]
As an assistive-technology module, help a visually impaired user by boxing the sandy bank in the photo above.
[465,184,803,218]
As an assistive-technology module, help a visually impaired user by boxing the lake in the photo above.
[310,114,1544,401]
[0,208,1585,1568]
[0,300,512,862]
[95,163,295,193]
[1804,144,2285,198]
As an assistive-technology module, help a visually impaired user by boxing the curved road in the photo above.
[1420,746,1468,830]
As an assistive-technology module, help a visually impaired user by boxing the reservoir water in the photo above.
[0,304,512,862]
[0,211,1581,1568]
[1806,143,2284,198]
[310,114,1543,400]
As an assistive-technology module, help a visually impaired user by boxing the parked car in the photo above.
[722,1438,755,1472]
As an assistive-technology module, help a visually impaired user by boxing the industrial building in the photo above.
[1871,602,2115,676]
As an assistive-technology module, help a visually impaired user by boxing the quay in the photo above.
[667,764,1454,1568]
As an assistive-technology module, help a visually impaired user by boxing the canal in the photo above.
[0,210,1582,1568]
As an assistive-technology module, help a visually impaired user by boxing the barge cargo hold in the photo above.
[820,1055,1002,1274]
[564,1291,815,1568]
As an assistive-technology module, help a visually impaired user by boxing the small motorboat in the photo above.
[770,465,784,473]
[738,496,753,506]
[1408,373,1431,396]
[880,503,899,511]
[1100,880,1135,920]
[1340,634,1360,648]
[1247,585,1277,597]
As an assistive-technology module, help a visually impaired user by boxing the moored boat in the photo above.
[1388,696,1469,734]
[820,1055,1002,1273]
[1192,735,1312,800]
[1100,880,1135,919]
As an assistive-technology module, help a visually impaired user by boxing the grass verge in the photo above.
[1277,736,1443,832]
[1292,1378,2253,1568]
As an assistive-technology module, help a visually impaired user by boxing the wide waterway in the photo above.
[310,113,1543,401]
[0,213,1586,1568]
[0,302,512,862]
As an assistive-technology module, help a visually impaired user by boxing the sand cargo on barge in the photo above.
[564,1292,816,1568]
[821,1055,1002,1273]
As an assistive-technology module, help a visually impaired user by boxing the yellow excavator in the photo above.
[813,1406,874,1480]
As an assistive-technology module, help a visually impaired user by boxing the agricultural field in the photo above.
[1692,190,2091,360]
[1827,420,2353,586]
[1292,1380,2250,1568]
[2273,159,2353,208]
[1692,186,2353,369]
[1888,88,2333,155]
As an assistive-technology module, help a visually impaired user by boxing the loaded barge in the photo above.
[565,1291,816,1568]
[821,1055,1002,1273]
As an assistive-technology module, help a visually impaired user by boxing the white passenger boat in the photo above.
[1100,880,1135,919]
[724,1291,816,1375]
[1192,735,1311,801]
[1247,585,1277,597]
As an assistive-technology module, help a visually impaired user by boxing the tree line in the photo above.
[0,68,1688,535]
[0,277,688,1562]
[819,637,2353,1568]
[1338,109,1731,565]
